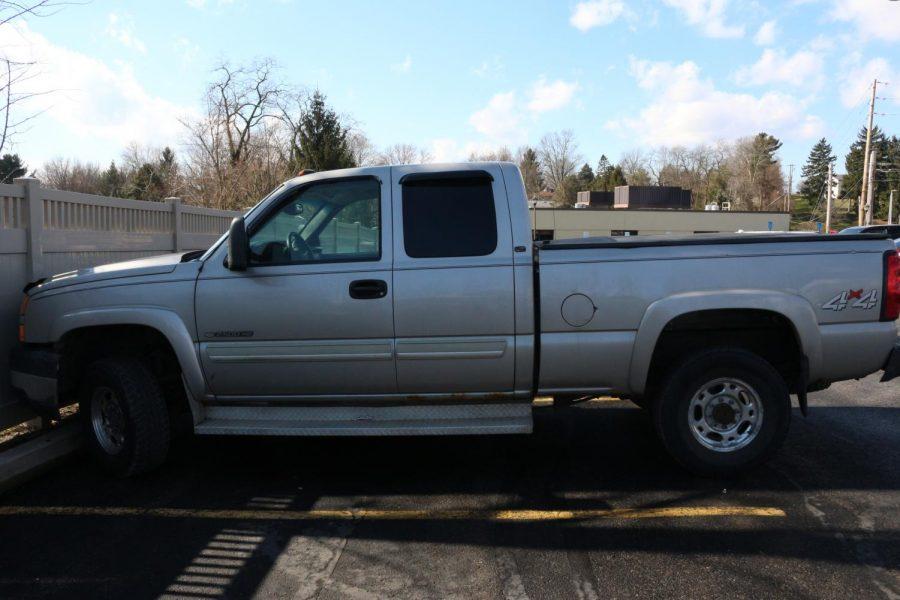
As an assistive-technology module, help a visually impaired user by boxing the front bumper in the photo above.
[9,345,60,414]
[882,342,900,382]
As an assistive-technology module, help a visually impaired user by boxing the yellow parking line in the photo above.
[0,505,785,521]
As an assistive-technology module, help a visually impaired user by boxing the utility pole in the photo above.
[889,189,895,225]
[825,162,833,234]
[859,80,878,225]
[865,150,876,226]
[786,164,794,212]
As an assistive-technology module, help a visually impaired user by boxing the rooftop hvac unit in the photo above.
[614,186,692,209]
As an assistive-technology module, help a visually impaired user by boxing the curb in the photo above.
[0,421,81,495]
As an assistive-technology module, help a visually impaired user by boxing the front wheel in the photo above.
[79,358,171,477]
[652,348,791,477]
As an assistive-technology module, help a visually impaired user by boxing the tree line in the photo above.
[11,56,894,216]
[18,60,434,210]
[799,128,900,221]
[469,131,786,210]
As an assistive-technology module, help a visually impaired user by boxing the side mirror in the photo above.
[227,217,249,271]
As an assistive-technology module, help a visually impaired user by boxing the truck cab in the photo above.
[199,163,531,412]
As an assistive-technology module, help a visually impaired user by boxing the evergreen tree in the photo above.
[100,161,125,197]
[591,157,628,191]
[845,126,884,199]
[799,138,835,202]
[126,163,164,201]
[843,126,898,216]
[880,136,900,218]
[0,154,26,183]
[751,132,782,166]
[607,165,627,189]
[158,146,179,197]
[292,90,354,172]
[576,163,594,190]
[748,132,783,207]
[595,155,611,178]
[518,147,543,200]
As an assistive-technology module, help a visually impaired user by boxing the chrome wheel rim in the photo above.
[90,386,126,455]
[688,377,763,453]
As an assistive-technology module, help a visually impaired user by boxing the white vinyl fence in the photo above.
[0,177,241,431]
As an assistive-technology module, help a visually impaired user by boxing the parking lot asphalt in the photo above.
[0,372,897,600]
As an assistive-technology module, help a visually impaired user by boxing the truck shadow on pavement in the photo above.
[0,402,897,599]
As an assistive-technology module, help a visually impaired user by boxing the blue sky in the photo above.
[3,0,899,182]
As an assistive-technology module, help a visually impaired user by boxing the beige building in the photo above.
[531,208,792,240]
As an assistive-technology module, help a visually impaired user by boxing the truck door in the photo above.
[391,166,517,397]
[195,171,396,401]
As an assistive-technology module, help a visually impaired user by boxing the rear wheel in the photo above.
[652,348,790,477]
[80,358,170,477]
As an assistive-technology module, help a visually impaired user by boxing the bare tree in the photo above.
[0,1,75,155]
[467,147,514,162]
[619,149,652,186]
[181,60,288,208]
[41,157,102,193]
[0,1,70,26]
[208,60,282,166]
[347,131,376,166]
[538,130,581,205]
[376,143,432,165]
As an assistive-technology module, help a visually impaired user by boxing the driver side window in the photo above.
[249,178,381,265]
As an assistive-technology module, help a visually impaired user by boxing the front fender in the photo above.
[51,307,208,422]
[628,290,822,395]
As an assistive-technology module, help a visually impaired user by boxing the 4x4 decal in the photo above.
[821,289,878,312]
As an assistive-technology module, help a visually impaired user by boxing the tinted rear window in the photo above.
[402,177,497,258]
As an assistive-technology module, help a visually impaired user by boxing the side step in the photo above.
[195,403,533,436]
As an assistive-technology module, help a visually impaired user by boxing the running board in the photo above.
[195,403,533,436]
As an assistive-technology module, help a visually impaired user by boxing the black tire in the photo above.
[79,357,171,477]
[651,347,791,477]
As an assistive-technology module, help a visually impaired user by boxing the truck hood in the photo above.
[29,252,192,295]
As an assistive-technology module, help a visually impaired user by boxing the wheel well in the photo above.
[57,325,190,425]
[645,309,803,398]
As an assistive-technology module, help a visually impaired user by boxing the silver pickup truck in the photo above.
[10,163,900,477]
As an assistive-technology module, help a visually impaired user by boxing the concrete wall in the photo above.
[0,178,241,430]
[532,208,792,239]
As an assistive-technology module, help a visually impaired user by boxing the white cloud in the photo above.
[830,0,900,44]
[105,12,146,54]
[734,48,824,89]
[428,138,506,163]
[429,138,462,163]
[606,57,822,145]
[753,20,777,45]
[467,75,580,144]
[469,91,521,143]
[527,78,579,112]
[837,53,898,107]
[186,0,235,9]
[5,22,191,150]
[570,0,626,32]
[662,0,745,38]
[172,36,200,66]
[473,56,504,78]
[391,55,412,74]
